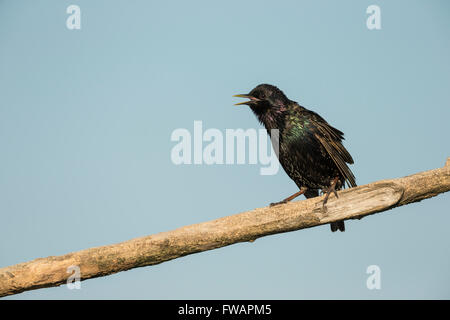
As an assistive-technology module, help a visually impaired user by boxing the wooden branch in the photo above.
[1,158,449,297]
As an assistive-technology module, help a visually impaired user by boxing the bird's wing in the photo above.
[307,110,357,188]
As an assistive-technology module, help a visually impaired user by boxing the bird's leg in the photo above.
[322,177,340,207]
[270,188,307,207]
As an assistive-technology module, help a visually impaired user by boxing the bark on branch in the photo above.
[1,158,449,297]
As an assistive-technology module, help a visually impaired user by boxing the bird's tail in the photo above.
[304,189,345,232]
[330,221,345,232]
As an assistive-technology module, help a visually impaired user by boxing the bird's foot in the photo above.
[270,200,288,207]
[322,177,340,208]
[270,188,308,207]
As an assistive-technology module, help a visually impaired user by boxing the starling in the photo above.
[234,84,356,232]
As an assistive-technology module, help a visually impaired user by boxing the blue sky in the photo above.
[1,0,449,299]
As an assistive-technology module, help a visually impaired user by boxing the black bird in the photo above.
[234,84,356,232]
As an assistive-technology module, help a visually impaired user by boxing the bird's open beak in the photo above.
[233,94,259,106]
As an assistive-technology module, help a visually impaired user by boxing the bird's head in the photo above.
[233,84,290,114]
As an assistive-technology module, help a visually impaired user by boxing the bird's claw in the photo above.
[333,189,339,198]
[270,200,288,207]
[322,177,340,208]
